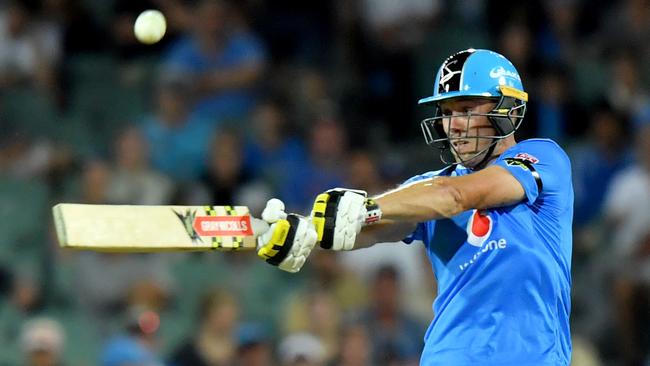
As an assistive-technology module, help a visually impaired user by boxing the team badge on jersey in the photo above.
[466,209,492,247]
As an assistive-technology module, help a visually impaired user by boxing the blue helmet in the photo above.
[419,49,528,167]
[419,48,527,106]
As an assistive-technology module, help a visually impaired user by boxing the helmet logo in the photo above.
[437,50,472,94]
[439,60,462,92]
[489,66,520,81]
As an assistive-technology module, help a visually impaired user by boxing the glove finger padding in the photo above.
[311,189,368,250]
[256,214,317,273]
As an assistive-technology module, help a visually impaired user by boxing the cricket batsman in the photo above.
[256,48,574,365]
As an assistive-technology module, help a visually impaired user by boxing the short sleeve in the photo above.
[403,223,425,244]
[493,139,572,205]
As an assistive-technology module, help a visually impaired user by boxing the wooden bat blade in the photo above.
[53,204,268,252]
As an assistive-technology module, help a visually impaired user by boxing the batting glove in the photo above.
[256,199,317,273]
[310,188,382,250]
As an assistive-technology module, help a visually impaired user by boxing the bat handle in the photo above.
[251,217,270,238]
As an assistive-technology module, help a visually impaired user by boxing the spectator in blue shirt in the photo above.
[140,74,215,182]
[163,0,267,122]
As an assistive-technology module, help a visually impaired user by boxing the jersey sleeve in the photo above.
[402,223,425,244]
[493,139,572,205]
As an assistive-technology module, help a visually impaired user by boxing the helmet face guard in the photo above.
[418,49,528,168]
[420,94,527,166]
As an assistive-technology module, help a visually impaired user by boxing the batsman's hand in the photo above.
[256,199,317,273]
[310,188,382,250]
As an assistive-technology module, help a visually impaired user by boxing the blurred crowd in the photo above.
[0,0,649,365]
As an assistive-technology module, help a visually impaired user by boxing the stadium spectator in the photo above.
[20,317,66,366]
[100,307,163,366]
[171,289,240,366]
[0,272,44,364]
[522,63,584,142]
[284,250,368,319]
[355,0,440,141]
[599,0,650,62]
[537,0,580,62]
[235,322,274,366]
[606,48,650,122]
[243,98,307,196]
[107,126,174,205]
[329,323,372,366]
[603,124,650,365]
[278,332,327,366]
[356,265,424,365]
[570,103,632,229]
[280,117,347,212]
[162,0,267,122]
[140,73,215,182]
[282,287,341,363]
[0,0,61,94]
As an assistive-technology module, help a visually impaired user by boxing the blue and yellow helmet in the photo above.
[419,48,527,106]
[420,49,529,166]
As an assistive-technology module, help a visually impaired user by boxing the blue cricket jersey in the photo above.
[403,139,573,366]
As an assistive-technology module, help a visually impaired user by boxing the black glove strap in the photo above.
[320,191,344,249]
[266,214,299,266]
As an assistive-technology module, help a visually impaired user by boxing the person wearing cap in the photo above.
[20,317,66,366]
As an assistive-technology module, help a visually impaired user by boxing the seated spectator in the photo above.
[355,265,425,365]
[163,0,266,121]
[280,117,347,212]
[107,126,174,205]
[101,307,163,366]
[200,129,251,205]
[235,322,274,366]
[0,0,61,93]
[0,269,43,349]
[140,74,215,182]
[278,332,327,366]
[243,99,307,192]
[606,48,650,122]
[329,323,372,366]
[570,103,632,228]
[603,124,650,364]
[20,317,66,366]
[171,289,240,366]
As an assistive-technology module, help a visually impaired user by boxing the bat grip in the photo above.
[251,217,270,238]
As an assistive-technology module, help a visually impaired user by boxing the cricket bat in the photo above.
[52,203,269,252]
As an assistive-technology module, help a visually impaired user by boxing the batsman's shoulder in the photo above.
[511,138,572,168]
[516,138,570,158]
[401,165,460,186]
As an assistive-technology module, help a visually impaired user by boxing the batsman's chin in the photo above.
[454,151,488,168]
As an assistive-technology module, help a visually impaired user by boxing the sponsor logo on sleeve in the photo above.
[504,158,530,170]
[514,152,539,164]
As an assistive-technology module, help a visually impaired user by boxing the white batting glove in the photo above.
[310,188,382,250]
[256,199,318,273]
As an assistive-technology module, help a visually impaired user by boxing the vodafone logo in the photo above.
[193,216,253,237]
[466,210,492,247]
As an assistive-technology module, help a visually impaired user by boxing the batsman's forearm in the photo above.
[374,177,464,222]
[356,220,417,248]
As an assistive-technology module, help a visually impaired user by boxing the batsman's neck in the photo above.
[469,135,517,171]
